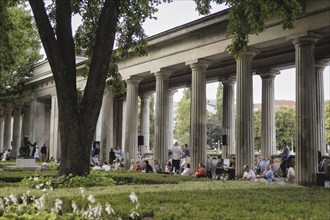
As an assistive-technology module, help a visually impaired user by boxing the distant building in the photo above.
[254,100,295,111]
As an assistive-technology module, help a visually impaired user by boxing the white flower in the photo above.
[130,211,140,219]
[35,185,40,189]
[105,203,115,215]
[71,201,78,213]
[26,190,31,196]
[91,203,102,218]
[39,183,44,187]
[79,187,84,194]
[42,188,47,192]
[46,181,51,185]
[54,198,63,213]
[20,196,26,204]
[4,197,10,205]
[9,194,17,204]
[29,177,32,180]
[35,195,46,210]
[87,195,95,204]
[129,192,138,203]
[50,187,53,191]
[33,177,39,181]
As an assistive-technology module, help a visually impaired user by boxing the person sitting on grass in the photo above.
[241,164,256,181]
[153,160,163,173]
[227,156,236,180]
[181,163,191,176]
[134,160,142,172]
[193,163,207,178]
[256,164,274,182]
[144,160,153,173]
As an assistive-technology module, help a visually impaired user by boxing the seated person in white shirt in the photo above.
[241,164,256,181]
[181,163,191,176]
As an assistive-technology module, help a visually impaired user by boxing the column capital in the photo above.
[168,89,178,96]
[220,76,236,85]
[139,92,153,100]
[126,76,143,85]
[154,71,171,79]
[186,59,211,70]
[315,59,329,70]
[258,69,280,80]
[237,48,259,60]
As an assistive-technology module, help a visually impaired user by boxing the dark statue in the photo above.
[19,136,36,158]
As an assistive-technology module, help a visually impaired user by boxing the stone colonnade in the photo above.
[0,39,328,186]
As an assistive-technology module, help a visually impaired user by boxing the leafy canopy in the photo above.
[0,1,42,101]
[194,0,301,57]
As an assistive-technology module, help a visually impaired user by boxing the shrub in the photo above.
[21,171,116,189]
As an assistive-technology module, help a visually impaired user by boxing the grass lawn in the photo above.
[1,173,329,219]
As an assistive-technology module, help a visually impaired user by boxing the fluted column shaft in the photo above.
[260,70,279,158]
[189,60,210,173]
[49,95,60,160]
[113,96,124,149]
[315,60,327,156]
[236,50,257,178]
[100,87,114,164]
[140,94,151,155]
[154,71,171,168]
[12,106,22,157]
[124,77,142,168]
[168,90,177,151]
[293,36,320,185]
[3,104,13,150]
[222,78,236,158]
[0,109,4,152]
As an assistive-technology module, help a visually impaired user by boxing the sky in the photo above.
[139,1,330,103]
[69,1,330,103]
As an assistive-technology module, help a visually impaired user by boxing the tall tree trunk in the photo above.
[29,0,120,176]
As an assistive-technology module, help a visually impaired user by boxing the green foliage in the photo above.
[149,94,155,149]
[21,171,116,189]
[175,89,191,144]
[194,0,301,57]
[207,113,221,147]
[216,82,223,121]
[276,107,295,150]
[0,1,42,100]
[254,109,262,151]
[325,100,330,144]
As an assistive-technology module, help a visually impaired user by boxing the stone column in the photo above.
[221,77,236,158]
[12,106,22,158]
[187,60,210,173]
[22,106,30,139]
[140,93,152,155]
[235,49,258,178]
[0,109,4,152]
[49,94,60,160]
[124,76,142,168]
[168,89,177,151]
[121,98,127,152]
[292,35,321,185]
[3,104,13,150]
[100,87,114,164]
[113,96,124,149]
[154,71,171,169]
[315,60,328,156]
[259,69,279,158]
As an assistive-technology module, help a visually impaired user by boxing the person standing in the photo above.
[171,142,182,173]
[280,142,290,178]
[109,148,116,165]
[40,144,47,162]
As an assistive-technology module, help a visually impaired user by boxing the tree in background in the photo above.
[325,100,330,145]
[0,1,41,101]
[216,82,223,122]
[207,112,221,148]
[149,95,155,150]
[175,89,191,145]
[253,109,262,151]
[275,107,295,150]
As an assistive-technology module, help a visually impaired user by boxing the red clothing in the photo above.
[194,167,206,177]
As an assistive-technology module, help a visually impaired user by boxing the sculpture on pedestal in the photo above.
[19,136,36,158]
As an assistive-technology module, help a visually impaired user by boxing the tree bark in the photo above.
[29,0,120,176]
